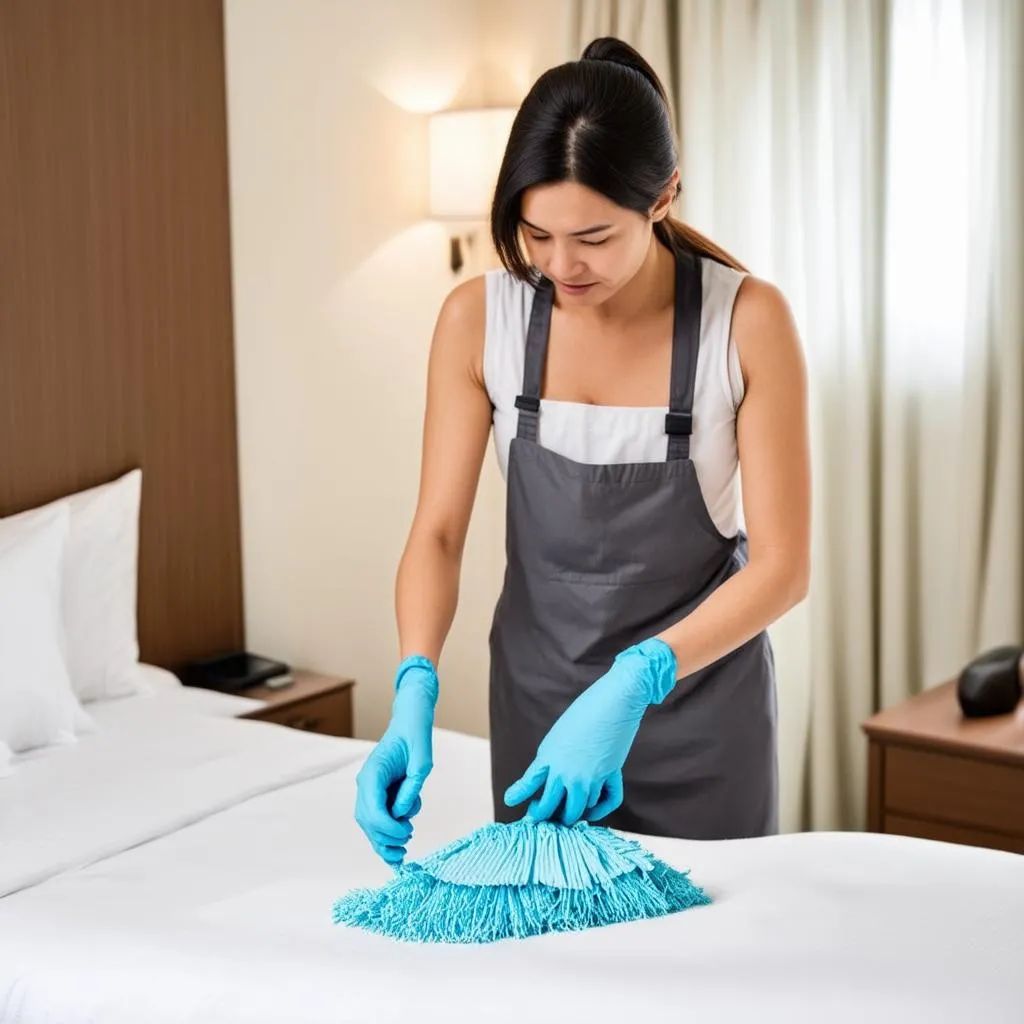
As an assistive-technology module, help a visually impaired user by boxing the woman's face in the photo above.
[519,181,662,305]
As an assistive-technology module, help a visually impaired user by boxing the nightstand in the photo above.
[861,680,1024,854]
[240,670,355,738]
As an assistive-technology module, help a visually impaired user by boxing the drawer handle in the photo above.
[289,715,324,732]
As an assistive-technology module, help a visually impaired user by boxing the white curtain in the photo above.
[877,0,1024,709]
[570,0,1024,830]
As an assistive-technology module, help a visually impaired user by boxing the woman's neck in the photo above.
[590,237,676,326]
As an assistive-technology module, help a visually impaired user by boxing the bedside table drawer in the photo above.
[885,745,1024,838]
[884,813,1024,855]
[255,692,352,737]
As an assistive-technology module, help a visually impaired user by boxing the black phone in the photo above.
[179,651,290,692]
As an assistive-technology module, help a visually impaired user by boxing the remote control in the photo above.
[263,673,294,689]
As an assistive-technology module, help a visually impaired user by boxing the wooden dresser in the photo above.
[861,680,1024,855]
[240,670,355,738]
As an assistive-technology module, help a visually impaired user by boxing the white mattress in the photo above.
[2,724,1023,1024]
[0,669,371,898]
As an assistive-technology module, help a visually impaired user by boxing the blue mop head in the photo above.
[333,819,711,943]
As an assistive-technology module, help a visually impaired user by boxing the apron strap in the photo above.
[666,249,703,462]
[514,277,554,443]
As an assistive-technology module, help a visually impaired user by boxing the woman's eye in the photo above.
[524,233,609,246]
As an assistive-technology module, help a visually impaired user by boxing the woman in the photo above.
[354,37,811,864]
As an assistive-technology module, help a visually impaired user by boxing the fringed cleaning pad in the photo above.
[333,820,711,944]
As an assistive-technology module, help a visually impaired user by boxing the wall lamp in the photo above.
[428,107,516,273]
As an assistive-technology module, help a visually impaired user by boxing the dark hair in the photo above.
[490,37,746,282]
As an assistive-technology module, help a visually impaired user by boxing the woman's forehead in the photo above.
[520,182,630,233]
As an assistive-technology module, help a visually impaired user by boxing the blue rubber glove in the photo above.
[354,655,438,865]
[503,638,677,826]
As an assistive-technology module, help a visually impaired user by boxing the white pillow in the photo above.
[6,469,142,703]
[0,504,91,774]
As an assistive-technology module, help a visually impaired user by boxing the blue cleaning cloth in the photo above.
[333,819,710,944]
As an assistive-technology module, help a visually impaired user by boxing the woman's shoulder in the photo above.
[428,277,488,389]
[432,271,535,395]
[438,269,534,325]
[731,274,796,336]
[437,273,485,325]
[728,273,803,384]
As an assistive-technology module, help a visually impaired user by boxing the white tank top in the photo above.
[483,258,747,539]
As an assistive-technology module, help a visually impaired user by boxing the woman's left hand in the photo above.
[503,638,677,826]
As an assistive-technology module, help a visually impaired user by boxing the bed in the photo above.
[2,674,1023,1024]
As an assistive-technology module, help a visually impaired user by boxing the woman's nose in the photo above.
[547,244,583,282]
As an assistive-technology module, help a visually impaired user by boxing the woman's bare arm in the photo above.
[395,276,494,667]
[654,276,812,673]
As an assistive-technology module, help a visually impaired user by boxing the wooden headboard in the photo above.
[0,0,245,669]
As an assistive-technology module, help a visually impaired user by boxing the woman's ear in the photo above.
[650,170,681,222]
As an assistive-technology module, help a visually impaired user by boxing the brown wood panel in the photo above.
[0,0,243,669]
[241,672,355,737]
[247,692,354,739]
[240,672,357,711]
[867,741,884,832]
[884,745,1024,837]
[862,680,1024,768]
[884,813,1024,856]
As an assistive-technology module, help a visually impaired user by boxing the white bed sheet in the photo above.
[0,674,371,898]
[2,729,1022,1024]
[131,662,265,715]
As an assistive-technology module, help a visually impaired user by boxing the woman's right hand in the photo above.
[354,656,438,865]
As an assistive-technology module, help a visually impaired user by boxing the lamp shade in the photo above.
[428,107,516,221]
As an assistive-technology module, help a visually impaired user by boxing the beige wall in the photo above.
[224,0,570,742]
[480,0,573,102]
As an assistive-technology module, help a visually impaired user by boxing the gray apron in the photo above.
[488,247,778,841]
